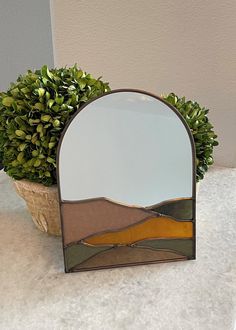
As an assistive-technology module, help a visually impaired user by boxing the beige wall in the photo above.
[51,0,236,167]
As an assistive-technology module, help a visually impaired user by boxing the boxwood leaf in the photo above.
[38,88,45,97]
[2,97,14,107]
[34,103,44,111]
[15,130,26,137]
[41,115,51,122]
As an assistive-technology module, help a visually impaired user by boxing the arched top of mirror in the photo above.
[58,90,195,207]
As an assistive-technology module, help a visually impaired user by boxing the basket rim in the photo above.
[13,178,58,193]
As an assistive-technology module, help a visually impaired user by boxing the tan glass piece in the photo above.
[62,199,155,245]
[84,217,193,245]
[73,246,187,271]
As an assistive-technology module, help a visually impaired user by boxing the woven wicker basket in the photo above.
[13,179,61,236]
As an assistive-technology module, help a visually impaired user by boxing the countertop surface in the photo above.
[0,167,235,330]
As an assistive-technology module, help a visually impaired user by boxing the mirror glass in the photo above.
[59,91,193,207]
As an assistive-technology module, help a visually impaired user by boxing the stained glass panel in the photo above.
[58,90,196,272]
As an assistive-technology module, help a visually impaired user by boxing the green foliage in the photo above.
[0,65,110,185]
[163,93,219,182]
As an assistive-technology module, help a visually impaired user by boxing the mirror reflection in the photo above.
[58,91,194,207]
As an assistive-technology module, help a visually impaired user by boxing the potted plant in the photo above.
[162,93,219,187]
[0,65,110,235]
[0,75,218,236]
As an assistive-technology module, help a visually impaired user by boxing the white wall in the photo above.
[0,0,54,169]
[51,0,236,167]
[0,0,54,90]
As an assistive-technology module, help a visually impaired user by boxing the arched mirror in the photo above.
[58,90,196,272]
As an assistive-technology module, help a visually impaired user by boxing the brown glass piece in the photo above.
[61,199,155,245]
[72,246,187,271]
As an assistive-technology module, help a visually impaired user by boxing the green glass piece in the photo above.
[151,199,193,220]
[73,246,187,271]
[64,244,111,272]
[134,238,193,257]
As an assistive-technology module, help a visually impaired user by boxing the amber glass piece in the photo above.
[73,246,187,271]
[84,217,193,245]
[64,243,111,272]
[134,238,193,257]
[150,198,193,220]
